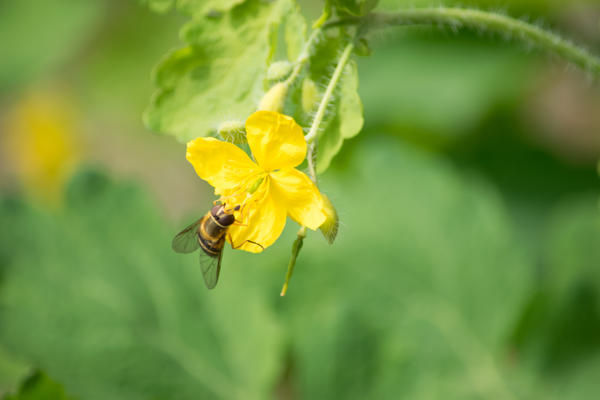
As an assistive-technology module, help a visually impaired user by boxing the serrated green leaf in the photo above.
[4,370,75,400]
[144,0,304,142]
[317,60,364,173]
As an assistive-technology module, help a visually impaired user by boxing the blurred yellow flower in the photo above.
[186,110,327,253]
[3,88,80,206]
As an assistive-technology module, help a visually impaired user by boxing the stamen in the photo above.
[229,177,271,226]
[217,172,263,206]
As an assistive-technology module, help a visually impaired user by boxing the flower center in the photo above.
[217,172,269,215]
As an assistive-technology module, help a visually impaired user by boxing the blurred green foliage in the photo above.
[4,371,74,400]
[357,32,535,146]
[1,139,599,399]
[1,0,600,399]
[377,0,576,15]
[141,0,246,15]
[0,0,104,92]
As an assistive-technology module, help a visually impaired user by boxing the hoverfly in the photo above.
[172,204,261,289]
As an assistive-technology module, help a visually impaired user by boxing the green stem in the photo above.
[305,40,356,144]
[307,142,318,183]
[325,8,600,77]
[280,226,306,296]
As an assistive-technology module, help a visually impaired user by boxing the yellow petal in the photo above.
[186,137,260,192]
[245,111,306,171]
[227,178,287,253]
[271,168,326,230]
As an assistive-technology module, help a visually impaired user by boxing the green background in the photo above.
[1,0,599,398]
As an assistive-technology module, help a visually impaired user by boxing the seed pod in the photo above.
[267,61,293,82]
[319,194,339,245]
[258,82,288,113]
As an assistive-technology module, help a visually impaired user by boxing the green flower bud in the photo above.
[319,194,339,245]
[355,38,373,57]
[217,120,246,144]
[267,61,294,82]
[301,78,319,114]
[258,82,288,112]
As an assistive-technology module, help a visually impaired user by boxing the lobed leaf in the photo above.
[284,1,307,61]
[144,0,305,143]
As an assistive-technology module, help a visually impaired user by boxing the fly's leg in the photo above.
[228,234,264,251]
[232,202,250,226]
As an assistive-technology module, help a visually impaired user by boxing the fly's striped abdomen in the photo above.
[197,213,228,256]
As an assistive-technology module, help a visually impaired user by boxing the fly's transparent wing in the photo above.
[199,249,223,289]
[172,219,202,253]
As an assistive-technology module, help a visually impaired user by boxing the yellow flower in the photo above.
[3,88,80,206]
[186,110,327,253]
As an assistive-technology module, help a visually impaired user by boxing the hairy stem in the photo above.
[305,40,355,144]
[325,7,600,76]
[280,226,306,296]
[307,142,318,183]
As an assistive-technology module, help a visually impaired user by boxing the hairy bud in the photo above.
[217,120,246,144]
[319,194,339,245]
[267,61,293,82]
[258,82,288,112]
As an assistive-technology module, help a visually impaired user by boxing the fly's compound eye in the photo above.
[210,205,234,226]
[210,205,222,218]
